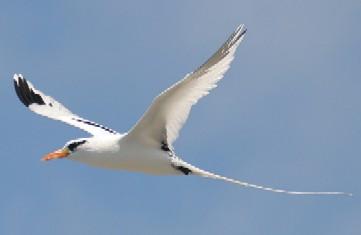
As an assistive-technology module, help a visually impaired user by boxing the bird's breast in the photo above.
[70,142,179,175]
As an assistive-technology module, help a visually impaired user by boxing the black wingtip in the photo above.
[13,74,45,107]
[14,74,30,107]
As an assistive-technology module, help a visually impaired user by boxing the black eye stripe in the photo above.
[68,140,86,152]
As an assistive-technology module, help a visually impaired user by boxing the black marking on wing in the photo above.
[14,77,45,107]
[72,118,117,134]
[161,141,171,152]
[176,166,192,175]
[234,27,247,45]
[68,140,86,152]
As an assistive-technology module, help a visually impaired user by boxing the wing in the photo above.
[13,74,119,136]
[126,24,246,148]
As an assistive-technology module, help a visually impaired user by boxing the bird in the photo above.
[13,24,351,196]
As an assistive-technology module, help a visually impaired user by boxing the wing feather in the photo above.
[13,74,118,136]
[127,24,246,147]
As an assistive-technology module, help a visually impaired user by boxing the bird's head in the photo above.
[42,138,89,161]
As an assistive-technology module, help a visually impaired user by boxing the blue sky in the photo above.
[1,0,360,234]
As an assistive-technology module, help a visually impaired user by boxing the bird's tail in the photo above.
[173,159,352,196]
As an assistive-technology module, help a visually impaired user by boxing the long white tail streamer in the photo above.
[176,160,352,196]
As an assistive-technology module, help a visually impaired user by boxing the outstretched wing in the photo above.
[126,24,246,148]
[13,74,118,136]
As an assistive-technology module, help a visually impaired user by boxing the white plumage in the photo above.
[13,25,350,196]
[128,25,244,148]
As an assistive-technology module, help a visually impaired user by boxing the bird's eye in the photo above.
[68,140,86,152]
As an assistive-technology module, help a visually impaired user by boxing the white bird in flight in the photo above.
[13,25,350,196]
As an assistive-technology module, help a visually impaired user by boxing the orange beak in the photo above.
[42,148,70,161]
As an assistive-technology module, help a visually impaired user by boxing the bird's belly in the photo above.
[70,146,180,175]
